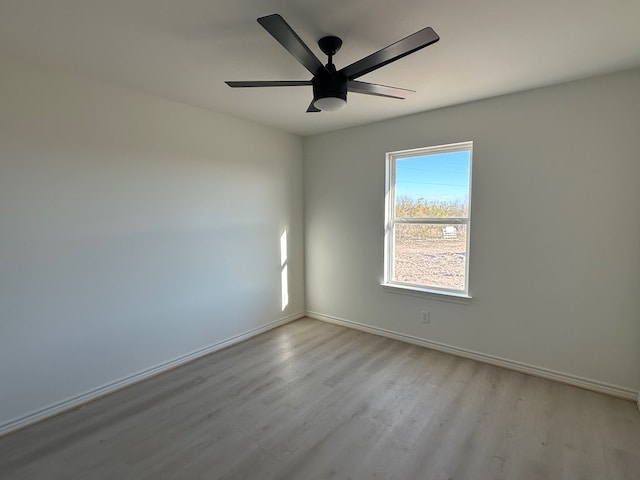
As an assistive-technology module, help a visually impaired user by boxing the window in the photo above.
[384,141,472,298]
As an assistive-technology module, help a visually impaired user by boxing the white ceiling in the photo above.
[1,0,639,136]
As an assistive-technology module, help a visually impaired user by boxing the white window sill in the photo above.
[381,283,472,304]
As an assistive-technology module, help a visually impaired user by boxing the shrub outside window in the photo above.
[384,141,472,297]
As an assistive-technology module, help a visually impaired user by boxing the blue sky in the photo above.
[395,150,470,202]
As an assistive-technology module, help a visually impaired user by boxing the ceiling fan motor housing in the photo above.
[312,67,347,105]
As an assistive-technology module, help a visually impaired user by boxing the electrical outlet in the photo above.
[421,311,431,324]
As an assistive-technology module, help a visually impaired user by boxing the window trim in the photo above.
[383,141,473,299]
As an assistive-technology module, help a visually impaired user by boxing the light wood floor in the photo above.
[1,318,639,480]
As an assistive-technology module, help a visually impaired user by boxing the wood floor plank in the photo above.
[1,317,639,480]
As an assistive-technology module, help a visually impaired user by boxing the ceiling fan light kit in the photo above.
[313,96,346,111]
[225,14,439,113]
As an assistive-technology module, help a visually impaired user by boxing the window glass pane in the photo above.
[393,223,467,290]
[395,151,470,218]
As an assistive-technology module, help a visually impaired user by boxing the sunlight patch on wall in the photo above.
[280,230,289,311]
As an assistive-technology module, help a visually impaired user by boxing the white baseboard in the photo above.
[0,312,304,438]
[307,311,638,402]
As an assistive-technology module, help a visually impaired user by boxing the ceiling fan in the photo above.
[225,14,440,112]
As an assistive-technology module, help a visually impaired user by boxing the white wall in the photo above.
[304,68,640,393]
[0,53,304,430]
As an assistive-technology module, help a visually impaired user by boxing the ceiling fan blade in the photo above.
[306,101,321,113]
[348,81,415,99]
[257,14,326,76]
[225,80,312,88]
[339,27,439,80]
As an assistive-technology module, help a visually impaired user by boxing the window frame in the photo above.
[383,141,473,299]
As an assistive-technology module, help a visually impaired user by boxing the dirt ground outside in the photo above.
[394,237,467,290]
